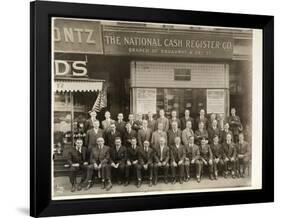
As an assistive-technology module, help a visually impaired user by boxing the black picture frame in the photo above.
[30,1,274,217]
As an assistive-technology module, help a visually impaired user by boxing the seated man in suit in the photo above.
[123,122,137,147]
[200,137,214,180]
[138,140,154,187]
[222,133,237,178]
[185,135,202,183]
[67,138,88,192]
[110,137,127,185]
[105,122,121,148]
[170,137,186,184]
[125,137,140,186]
[236,133,250,178]
[86,137,112,191]
[211,135,224,180]
[137,119,152,148]
[153,137,170,184]
[85,120,104,153]
[167,121,182,148]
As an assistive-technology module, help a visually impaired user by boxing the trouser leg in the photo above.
[136,164,142,180]
[171,165,176,178]
[125,164,130,179]
[163,164,169,179]
[69,167,78,186]
[179,164,184,178]
[185,159,190,178]
[195,160,202,177]
[153,164,158,181]
[118,163,126,182]
[148,164,153,180]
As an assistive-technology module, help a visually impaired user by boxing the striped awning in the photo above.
[54,77,104,92]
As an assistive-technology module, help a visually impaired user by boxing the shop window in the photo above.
[174,69,191,81]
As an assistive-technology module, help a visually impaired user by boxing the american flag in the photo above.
[92,90,107,112]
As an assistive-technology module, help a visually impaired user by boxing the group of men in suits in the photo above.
[67,108,250,192]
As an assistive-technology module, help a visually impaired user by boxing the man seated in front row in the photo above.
[86,137,112,191]
[67,138,88,192]
[170,136,186,184]
[153,137,170,185]
[125,137,140,186]
[110,137,127,185]
[185,135,202,183]
[138,140,154,187]
[211,135,224,180]
[222,133,237,178]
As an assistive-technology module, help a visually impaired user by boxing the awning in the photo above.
[54,77,104,92]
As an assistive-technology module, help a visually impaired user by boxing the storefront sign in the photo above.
[54,60,88,77]
[103,30,234,59]
[53,18,103,54]
[206,89,225,114]
[136,88,157,114]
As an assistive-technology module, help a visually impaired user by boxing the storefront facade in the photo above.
[53,18,252,146]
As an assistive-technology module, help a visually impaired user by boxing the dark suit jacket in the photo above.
[105,130,121,148]
[236,141,250,156]
[223,142,237,159]
[200,144,213,160]
[167,129,182,147]
[127,146,140,162]
[208,127,221,143]
[123,129,137,147]
[211,143,223,159]
[132,120,143,131]
[67,146,87,165]
[154,145,170,163]
[110,146,127,164]
[220,130,233,144]
[89,145,110,164]
[227,115,242,135]
[194,129,208,143]
[84,118,99,132]
[169,118,181,129]
[185,144,201,161]
[85,128,104,148]
[180,117,194,130]
[137,128,152,147]
[170,144,186,163]
[138,147,154,165]
[115,120,126,136]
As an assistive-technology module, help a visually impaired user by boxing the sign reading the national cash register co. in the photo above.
[103,30,234,59]
[53,18,103,54]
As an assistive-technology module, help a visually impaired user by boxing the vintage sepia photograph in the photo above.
[51,17,262,200]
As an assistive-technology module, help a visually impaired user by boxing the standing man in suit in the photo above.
[84,110,99,132]
[208,119,221,144]
[167,121,182,148]
[196,109,208,130]
[137,119,152,148]
[123,122,137,147]
[228,108,242,143]
[102,111,115,133]
[223,133,237,178]
[151,122,168,149]
[153,137,170,184]
[182,120,194,147]
[86,137,111,191]
[211,135,224,180]
[138,140,154,187]
[156,109,169,132]
[115,113,126,138]
[185,135,202,182]
[170,137,186,184]
[194,121,208,145]
[128,113,135,127]
[147,111,157,131]
[180,109,194,130]
[110,137,127,185]
[67,138,88,192]
[169,110,181,130]
[85,120,104,152]
[221,122,233,144]
[125,137,140,186]
[133,113,143,132]
[236,133,250,177]
[105,123,121,148]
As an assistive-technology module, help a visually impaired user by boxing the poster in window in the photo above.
[206,89,225,114]
[136,88,157,114]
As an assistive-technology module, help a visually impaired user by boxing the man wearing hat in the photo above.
[67,137,88,192]
[85,110,99,133]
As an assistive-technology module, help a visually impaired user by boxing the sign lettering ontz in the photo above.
[53,18,103,54]
[103,30,234,59]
